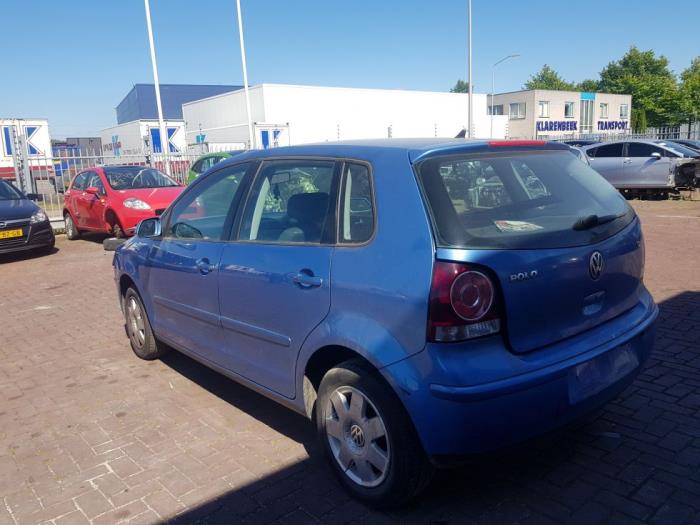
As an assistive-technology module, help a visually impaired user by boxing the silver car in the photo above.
[582,140,699,193]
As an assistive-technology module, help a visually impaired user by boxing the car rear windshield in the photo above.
[416,150,634,249]
[0,180,23,200]
[104,166,178,190]
[657,142,700,158]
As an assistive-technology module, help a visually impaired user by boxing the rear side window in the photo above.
[416,150,633,249]
[339,163,374,244]
[588,143,623,158]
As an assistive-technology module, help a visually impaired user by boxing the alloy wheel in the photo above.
[126,296,146,348]
[325,386,390,488]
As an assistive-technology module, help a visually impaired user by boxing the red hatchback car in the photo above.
[63,165,184,239]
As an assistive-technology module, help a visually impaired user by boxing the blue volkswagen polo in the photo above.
[112,139,657,506]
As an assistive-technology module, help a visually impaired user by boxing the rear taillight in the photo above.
[428,261,501,342]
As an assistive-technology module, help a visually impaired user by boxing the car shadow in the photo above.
[0,245,59,263]
[71,232,112,245]
[156,291,695,524]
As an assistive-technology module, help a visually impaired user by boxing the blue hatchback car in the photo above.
[113,139,657,506]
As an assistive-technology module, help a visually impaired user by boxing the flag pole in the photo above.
[236,0,255,149]
[143,0,170,174]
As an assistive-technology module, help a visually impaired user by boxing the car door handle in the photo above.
[293,270,323,288]
[196,258,215,275]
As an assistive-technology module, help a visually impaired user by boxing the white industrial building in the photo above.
[182,84,508,150]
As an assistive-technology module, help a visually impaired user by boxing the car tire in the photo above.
[64,213,79,240]
[316,358,434,508]
[123,288,168,360]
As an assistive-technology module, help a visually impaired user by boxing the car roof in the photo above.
[580,139,674,150]
[218,138,571,166]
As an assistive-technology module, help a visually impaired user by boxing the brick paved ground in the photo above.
[0,199,699,525]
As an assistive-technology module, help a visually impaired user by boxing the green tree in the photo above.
[450,80,470,93]
[679,57,700,131]
[631,107,648,133]
[598,46,681,127]
[523,65,576,91]
[576,79,600,92]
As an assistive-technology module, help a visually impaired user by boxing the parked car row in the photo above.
[111,139,658,507]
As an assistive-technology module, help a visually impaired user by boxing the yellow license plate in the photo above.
[0,229,23,239]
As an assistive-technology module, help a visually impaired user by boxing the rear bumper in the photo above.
[382,289,658,458]
[0,221,55,254]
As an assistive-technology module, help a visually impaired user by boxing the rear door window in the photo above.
[589,143,624,158]
[416,150,634,249]
[627,143,665,157]
[239,160,337,244]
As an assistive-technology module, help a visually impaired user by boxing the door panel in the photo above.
[147,239,224,357]
[144,162,252,357]
[68,172,89,227]
[79,172,106,229]
[218,245,332,397]
[216,159,338,398]
[624,143,672,188]
[588,143,624,187]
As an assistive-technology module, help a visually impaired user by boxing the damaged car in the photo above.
[582,139,699,198]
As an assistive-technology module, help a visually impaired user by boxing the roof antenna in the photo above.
[455,129,467,139]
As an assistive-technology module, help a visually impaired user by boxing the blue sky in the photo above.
[3,0,698,137]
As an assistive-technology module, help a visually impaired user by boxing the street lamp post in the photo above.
[490,54,520,138]
[467,0,473,138]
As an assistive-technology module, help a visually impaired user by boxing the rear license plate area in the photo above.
[568,343,639,404]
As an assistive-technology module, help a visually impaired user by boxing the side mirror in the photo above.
[136,217,161,238]
[26,193,39,201]
[650,152,662,160]
[85,186,100,195]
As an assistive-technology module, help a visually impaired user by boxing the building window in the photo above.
[488,104,504,116]
[620,104,629,119]
[509,102,526,120]
[564,102,575,118]
[537,101,550,118]
[599,103,609,119]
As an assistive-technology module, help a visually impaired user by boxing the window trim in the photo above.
[619,104,629,120]
[335,160,378,248]
[233,156,343,247]
[537,101,550,119]
[564,101,575,119]
[509,102,526,120]
[599,102,609,119]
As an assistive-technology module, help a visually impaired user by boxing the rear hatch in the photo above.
[415,144,644,353]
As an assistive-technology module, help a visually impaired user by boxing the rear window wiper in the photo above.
[572,212,626,231]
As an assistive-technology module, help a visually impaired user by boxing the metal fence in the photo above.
[543,123,700,143]
[17,150,204,221]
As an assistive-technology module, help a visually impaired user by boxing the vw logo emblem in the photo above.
[349,424,365,448]
[589,251,604,280]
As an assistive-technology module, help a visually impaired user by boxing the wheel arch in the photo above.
[297,314,424,420]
